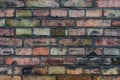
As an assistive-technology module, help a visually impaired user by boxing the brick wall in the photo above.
[0,0,120,80]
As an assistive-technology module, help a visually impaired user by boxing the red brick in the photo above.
[95,38,120,46]
[0,48,14,55]
[0,38,22,46]
[97,0,120,8]
[0,9,14,17]
[86,9,102,17]
[0,28,14,36]
[112,20,120,26]
[6,57,40,65]
[24,38,56,46]
[33,10,49,16]
[58,76,92,80]
[15,48,32,55]
[65,57,76,65]
[69,10,85,17]
[66,67,83,74]
[77,20,111,27]
[33,47,49,55]
[69,28,85,36]
[51,9,67,17]
[42,20,74,26]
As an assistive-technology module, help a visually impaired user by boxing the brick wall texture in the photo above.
[0,0,120,80]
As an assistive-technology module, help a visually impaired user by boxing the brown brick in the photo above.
[0,28,14,36]
[51,28,67,36]
[59,38,92,46]
[66,67,83,74]
[94,76,120,80]
[58,76,92,80]
[69,10,85,17]
[33,47,49,55]
[0,48,14,55]
[15,48,32,55]
[97,0,120,8]
[6,57,40,66]
[33,10,49,17]
[77,20,111,27]
[86,9,102,17]
[51,9,67,17]
[32,67,48,74]
[42,20,74,26]
[23,76,56,80]
[69,28,85,36]
[0,76,12,80]
[0,9,14,17]
[24,38,56,46]
[0,38,22,47]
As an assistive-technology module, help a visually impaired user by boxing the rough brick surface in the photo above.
[0,0,120,79]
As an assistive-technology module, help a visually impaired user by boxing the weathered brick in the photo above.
[16,10,32,17]
[33,28,50,36]
[26,0,59,7]
[16,28,32,36]
[0,28,14,36]
[84,68,100,74]
[104,10,120,18]
[6,57,40,65]
[0,76,12,80]
[0,67,12,74]
[42,20,74,26]
[66,67,82,74]
[33,10,49,17]
[48,66,65,74]
[112,20,120,27]
[15,48,32,55]
[50,48,66,55]
[33,47,49,55]
[95,38,120,46]
[0,38,22,46]
[51,9,67,17]
[32,67,48,74]
[87,28,103,36]
[76,58,88,66]
[111,58,120,66]
[94,76,120,80]
[97,0,120,8]
[58,76,92,80]
[68,48,85,55]
[51,28,67,36]
[59,38,92,46]
[86,9,102,17]
[0,48,14,55]
[0,19,5,26]
[12,76,22,80]
[77,20,111,27]
[61,0,92,7]
[0,9,14,17]
[101,57,111,66]
[0,0,24,7]
[64,57,76,65]
[86,48,102,56]
[6,19,40,27]
[104,48,120,55]
[14,67,22,74]
[104,29,120,36]
[102,67,118,75]
[24,38,56,46]
[69,10,85,17]
[23,76,56,80]
[69,28,85,36]
[0,57,4,64]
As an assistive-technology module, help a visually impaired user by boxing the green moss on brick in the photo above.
[16,10,32,17]
[16,28,32,36]
[51,28,67,36]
